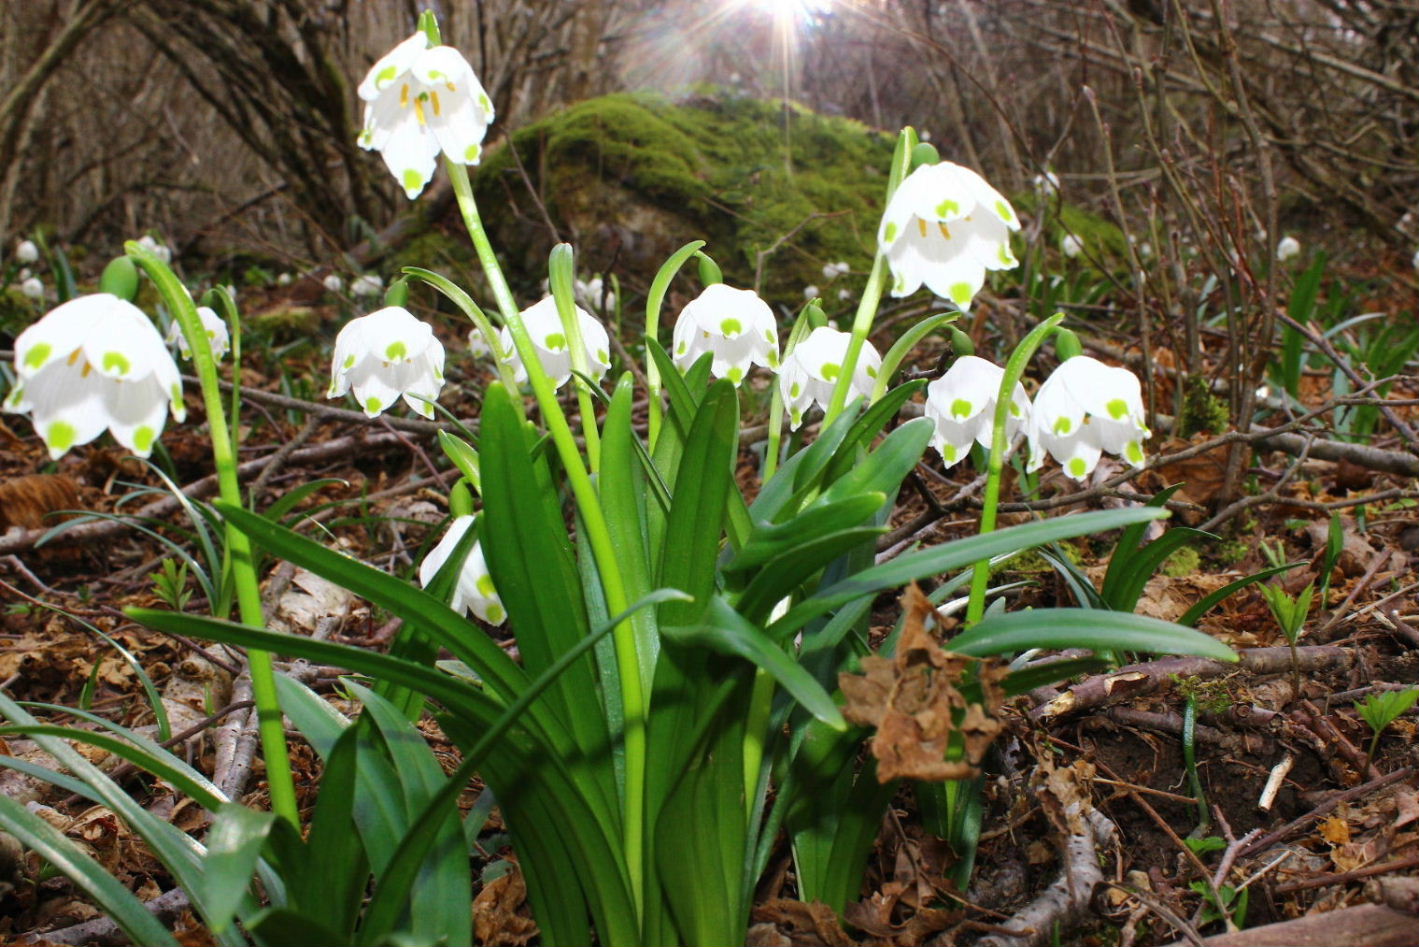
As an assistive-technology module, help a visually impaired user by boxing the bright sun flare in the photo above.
[740,0,834,24]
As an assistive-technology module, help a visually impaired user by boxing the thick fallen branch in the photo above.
[1164,903,1419,947]
[1030,646,1355,722]
[974,807,1118,947]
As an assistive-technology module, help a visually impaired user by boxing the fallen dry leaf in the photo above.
[473,860,539,946]
[839,585,1008,783]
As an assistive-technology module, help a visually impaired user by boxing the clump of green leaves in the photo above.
[1355,687,1419,771]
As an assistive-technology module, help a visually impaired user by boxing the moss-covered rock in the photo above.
[472,90,895,316]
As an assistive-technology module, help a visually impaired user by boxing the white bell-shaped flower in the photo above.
[778,326,881,430]
[672,283,779,386]
[924,355,1030,467]
[1276,236,1300,262]
[878,161,1020,310]
[166,305,230,361]
[4,294,185,460]
[499,295,610,389]
[323,274,344,293]
[15,240,38,264]
[358,31,494,200]
[419,515,505,625]
[1026,355,1149,482]
[351,273,384,297]
[1061,234,1083,258]
[136,234,171,264]
[328,305,445,418]
[19,277,43,300]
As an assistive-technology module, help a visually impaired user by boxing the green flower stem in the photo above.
[964,313,1065,626]
[125,244,299,828]
[548,244,602,471]
[644,240,705,450]
[822,127,915,427]
[741,666,776,816]
[445,161,647,920]
[822,253,888,425]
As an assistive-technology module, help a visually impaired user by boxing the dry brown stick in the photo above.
[24,886,192,947]
[1274,853,1419,895]
[1235,766,1415,861]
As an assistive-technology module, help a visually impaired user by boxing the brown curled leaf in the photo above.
[840,584,1008,783]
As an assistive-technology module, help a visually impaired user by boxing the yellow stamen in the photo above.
[917,218,928,238]
[67,349,81,366]
[400,83,409,108]
[446,81,457,92]
[938,222,953,240]
[431,91,442,116]
[81,362,92,378]
[415,98,427,125]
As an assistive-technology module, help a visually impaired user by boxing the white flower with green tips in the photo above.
[924,355,1030,467]
[4,293,185,460]
[878,161,1020,311]
[778,326,880,430]
[419,515,505,625]
[328,305,445,418]
[500,295,610,389]
[166,305,230,360]
[358,31,494,200]
[1026,355,1149,482]
[672,283,779,386]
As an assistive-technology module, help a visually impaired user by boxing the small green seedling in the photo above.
[1355,687,1419,771]
[149,558,192,612]
[1258,581,1313,687]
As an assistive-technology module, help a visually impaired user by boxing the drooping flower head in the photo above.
[499,295,610,389]
[924,355,1031,467]
[14,240,38,264]
[779,326,881,430]
[1025,355,1149,482]
[672,283,779,386]
[1276,236,1301,262]
[358,31,494,200]
[166,305,230,361]
[1060,234,1083,258]
[879,160,1020,311]
[328,305,445,418]
[19,277,43,300]
[4,294,185,459]
[351,273,385,298]
[136,234,171,264]
[419,515,505,625]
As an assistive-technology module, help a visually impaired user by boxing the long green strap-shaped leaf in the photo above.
[770,507,1169,640]
[361,589,685,947]
[663,597,845,730]
[599,375,661,704]
[210,504,542,723]
[480,380,613,785]
[0,794,180,947]
[948,608,1236,661]
[0,692,247,947]
[347,683,472,947]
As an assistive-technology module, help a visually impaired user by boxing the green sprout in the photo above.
[1355,687,1419,771]
[1258,580,1313,688]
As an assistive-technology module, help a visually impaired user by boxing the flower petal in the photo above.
[12,294,111,379]
[358,32,427,101]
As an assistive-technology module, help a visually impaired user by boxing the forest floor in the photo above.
[1,280,1418,946]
